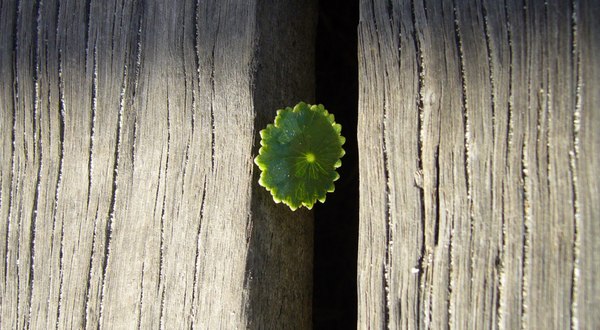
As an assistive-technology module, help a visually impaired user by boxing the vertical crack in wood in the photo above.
[376,2,392,326]
[482,1,495,198]
[447,174,455,330]
[434,145,440,248]
[241,211,252,321]
[56,183,65,330]
[82,0,91,58]
[543,4,552,198]
[85,205,99,328]
[82,36,98,330]
[86,36,97,245]
[452,1,471,211]
[382,131,391,330]
[378,17,393,329]
[501,3,515,327]
[374,2,393,327]
[27,99,39,328]
[26,0,43,326]
[189,1,200,158]
[54,5,66,325]
[481,2,505,328]
[97,100,119,327]
[126,9,143,186]
[10,1,23,325]
[382,85,391,330]
[449,1,470,327]
[411,0,428,327]
[570,1,581,328]
[2,22,15,307]
[157,84,171,330]
[521,96,531,330]
[191,179,208,329]
[208,13,220,174]
[159,210,166,330]
[189,2,204,325]
[136,262,145,330]
[505,0,514,164]
[209,83,215,173]
[179,11,192,204]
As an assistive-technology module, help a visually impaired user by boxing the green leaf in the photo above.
[255,102,345,211]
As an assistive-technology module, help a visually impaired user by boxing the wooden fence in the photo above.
[1,0,598,329]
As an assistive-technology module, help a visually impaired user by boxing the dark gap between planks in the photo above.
[313,0,359,329]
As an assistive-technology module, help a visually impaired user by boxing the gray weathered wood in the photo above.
[0,0,316,328]
[575,0,600,327]
[358,0,600,329]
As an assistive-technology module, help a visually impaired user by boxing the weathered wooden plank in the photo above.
[1,0,316,329]
[358,0,599,329]
[574,0,600,327]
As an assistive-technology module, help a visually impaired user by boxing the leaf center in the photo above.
[305,152,316,163]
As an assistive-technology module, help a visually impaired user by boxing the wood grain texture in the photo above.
[0,0,316,329]
[357,0,600,329]
[574,0,600,327]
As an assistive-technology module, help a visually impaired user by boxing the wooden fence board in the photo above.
[358,0,600,329]
[0,0,316,328]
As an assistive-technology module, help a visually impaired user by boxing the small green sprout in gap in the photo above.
[254,102,346,211]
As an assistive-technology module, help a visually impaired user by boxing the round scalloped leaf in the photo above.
[255,102,345,211]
